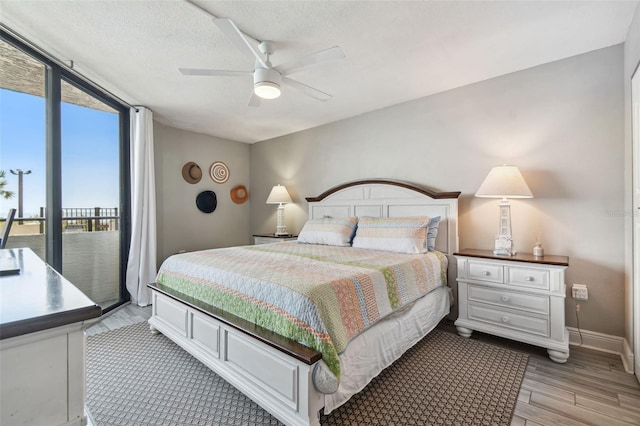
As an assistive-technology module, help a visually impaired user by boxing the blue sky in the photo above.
[0,88,120,217]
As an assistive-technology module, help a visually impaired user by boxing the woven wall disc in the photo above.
[209,161,230,184]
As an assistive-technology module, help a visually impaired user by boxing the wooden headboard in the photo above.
[305,179,460,256]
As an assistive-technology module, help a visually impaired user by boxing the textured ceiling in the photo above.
[0,0,637,143]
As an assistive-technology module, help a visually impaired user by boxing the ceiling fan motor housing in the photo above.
[254,67,282,99]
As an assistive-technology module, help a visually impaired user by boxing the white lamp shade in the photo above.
[266,185,292,204]
[475,165,533,199]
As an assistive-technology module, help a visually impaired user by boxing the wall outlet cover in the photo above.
[572,284,588,301]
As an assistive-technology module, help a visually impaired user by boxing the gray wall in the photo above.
[624,3,640,359]
[154,122,251,264]
[250,45,626,337]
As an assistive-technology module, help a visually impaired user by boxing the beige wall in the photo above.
[250,45,626,337]
[624,3,640,362]
[154,122,251,264]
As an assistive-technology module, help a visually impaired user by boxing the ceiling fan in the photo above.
[179,18,345,106]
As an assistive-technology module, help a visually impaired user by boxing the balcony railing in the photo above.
[1,207,119,234]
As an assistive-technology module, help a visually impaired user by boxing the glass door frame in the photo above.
[1,28,131,310]
[632,61,640,382]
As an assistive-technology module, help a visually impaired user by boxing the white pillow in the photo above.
[297,217,358,246]
[352,216,430,254]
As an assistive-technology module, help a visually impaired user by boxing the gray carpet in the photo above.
[87,322,528,425]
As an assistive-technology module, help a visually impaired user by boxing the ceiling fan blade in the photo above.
[179,68,251,77]
[282,77,332,102]
[276,46,345,76]
[248,92,262,107]
[214,18,268,69]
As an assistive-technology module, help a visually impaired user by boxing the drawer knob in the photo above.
[524,276,534,282]
[501,295,510,302]
[482,271,490,276]
[502,316,509,323]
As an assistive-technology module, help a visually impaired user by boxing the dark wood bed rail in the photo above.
[305,179,461,202]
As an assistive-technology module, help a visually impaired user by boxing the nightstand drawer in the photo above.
[468,302,550,337]
[507,266,549,290]
[467,261,504,283]
[468,285,549,315]
[254,237,280,245]
[253,236,298,245]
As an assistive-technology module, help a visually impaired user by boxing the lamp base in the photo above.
[274,204,288,236]
[493,201,516,256]
[494,235,515,256]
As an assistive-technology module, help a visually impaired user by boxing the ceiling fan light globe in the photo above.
[254,81,281,99]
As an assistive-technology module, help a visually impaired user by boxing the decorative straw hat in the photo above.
[181,162,202,184]
[230,185,249,204]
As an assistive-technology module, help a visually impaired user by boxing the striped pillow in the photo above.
[352,216,430,254]
[297,217,358,246]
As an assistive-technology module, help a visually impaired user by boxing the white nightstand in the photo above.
[252,234,298,245]
[454,249,570,363]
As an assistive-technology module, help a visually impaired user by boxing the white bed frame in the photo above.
[148,179,459,426]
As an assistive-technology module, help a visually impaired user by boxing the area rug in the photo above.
[87,322,528,425]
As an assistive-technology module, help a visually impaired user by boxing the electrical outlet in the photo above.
[572,284,588,301]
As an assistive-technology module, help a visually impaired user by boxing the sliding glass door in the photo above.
[0,30,130,311]
[60,79,124,307]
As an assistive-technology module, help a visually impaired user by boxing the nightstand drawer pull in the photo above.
[501,295,510,302]
[524,276,534,282]
[482,271,490,276]
[502,316,509,323]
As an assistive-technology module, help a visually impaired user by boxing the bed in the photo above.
[147,179,460,426]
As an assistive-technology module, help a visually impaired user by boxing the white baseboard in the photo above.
[622,338,635,374]
[567,327,634,374]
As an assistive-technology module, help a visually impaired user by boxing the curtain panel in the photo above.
[126,106,157,306]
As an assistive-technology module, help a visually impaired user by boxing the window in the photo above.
[0,30,130,311]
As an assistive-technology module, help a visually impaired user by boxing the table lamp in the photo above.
[266,184,293,236]
[475,165,533,256]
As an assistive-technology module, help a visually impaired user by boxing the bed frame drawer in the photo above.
[153,292,188,336]
[225,331,298,409]
[191,312,221,358]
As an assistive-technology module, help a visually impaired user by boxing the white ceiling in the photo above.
[0,1,637,144]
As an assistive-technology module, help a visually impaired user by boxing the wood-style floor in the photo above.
[86,303,152,336]
[438,320,640,426]
[89,304,640,426]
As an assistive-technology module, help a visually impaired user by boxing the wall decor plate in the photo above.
[230,185,249,204]
[196,190,217,213]
[210,161,230,184]
[181,162,202,184]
